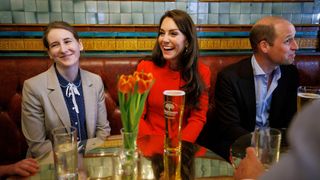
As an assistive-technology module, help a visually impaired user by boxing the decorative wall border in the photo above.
[0,38,317,51]
[0,24,319,53]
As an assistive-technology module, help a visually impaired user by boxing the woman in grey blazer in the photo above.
[21,21,111,158]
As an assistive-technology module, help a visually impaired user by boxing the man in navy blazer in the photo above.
[198,16,299,161]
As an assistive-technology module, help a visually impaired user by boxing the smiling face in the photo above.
[158,17,188,69]
[47,28,83,69]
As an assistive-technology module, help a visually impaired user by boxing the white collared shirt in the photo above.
[251,56,281,127]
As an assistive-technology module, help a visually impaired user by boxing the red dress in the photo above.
[137,60,211,147]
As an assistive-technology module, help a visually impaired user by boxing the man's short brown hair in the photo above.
[249,16,288,52]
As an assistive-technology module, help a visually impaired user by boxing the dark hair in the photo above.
[42,21,79,49]
[152,9,205,109]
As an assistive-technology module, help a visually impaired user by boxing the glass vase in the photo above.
[113,129,139,180]
[121,129,138,151]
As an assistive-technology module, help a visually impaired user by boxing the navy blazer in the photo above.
[198,57,299,160]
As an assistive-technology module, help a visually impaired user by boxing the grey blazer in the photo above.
[22,65,111,158]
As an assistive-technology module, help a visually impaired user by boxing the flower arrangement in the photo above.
[117,70,154,138]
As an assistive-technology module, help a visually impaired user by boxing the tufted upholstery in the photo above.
[0,54,320,164]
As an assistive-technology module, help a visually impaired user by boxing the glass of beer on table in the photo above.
[297,86,320,111]
[163,90,185,180]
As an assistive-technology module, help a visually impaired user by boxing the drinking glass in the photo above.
[52,126,78,180]
[252,127,281,169]
[297,86,320,111]
[231,128,282,169]
[112,149,139,180]
[163,90,185,180]
[84,156,112,179]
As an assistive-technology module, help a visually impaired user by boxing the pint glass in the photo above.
[52,126,78,180]
[163,90,185,180]
[297,86,320,111]
[252,127,281,169]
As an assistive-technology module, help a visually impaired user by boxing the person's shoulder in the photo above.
[227,57,250,69]
[279,64,299,81]
[280,64,298,73]
[23,70,50,95]
[198,61,211,77]
[81,69,100,79]
[198,61,210,72]
[219,57,251,75]
[138,59,154,66]
[137,59,155,71]
[80,69,103,85]
[24,69,49,85]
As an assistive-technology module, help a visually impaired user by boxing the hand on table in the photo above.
[234,147,265,180]
[9,158,39,177]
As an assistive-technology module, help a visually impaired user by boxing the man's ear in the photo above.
[258,40,270,53]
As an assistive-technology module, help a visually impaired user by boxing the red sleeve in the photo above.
[181,63,211,143]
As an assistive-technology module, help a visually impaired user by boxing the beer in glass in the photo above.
[163,90,185,180]
[297,86,320,111]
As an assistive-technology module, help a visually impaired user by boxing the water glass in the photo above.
[52,126,78,179]
[252,127,281,169]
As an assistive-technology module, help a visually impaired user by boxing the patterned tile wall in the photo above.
[0,0,319,25]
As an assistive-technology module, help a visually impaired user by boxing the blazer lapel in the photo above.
[81,70,96,138]
[237,59,256,128]
[268,66,287,123]
[47,65,71,127]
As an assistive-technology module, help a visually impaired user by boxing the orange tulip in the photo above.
[134,71,154,94]
[118,71,154,135]
[118,74,135,94]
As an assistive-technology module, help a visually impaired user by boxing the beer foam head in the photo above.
[298,92,320,99]
[163,90,185,96]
